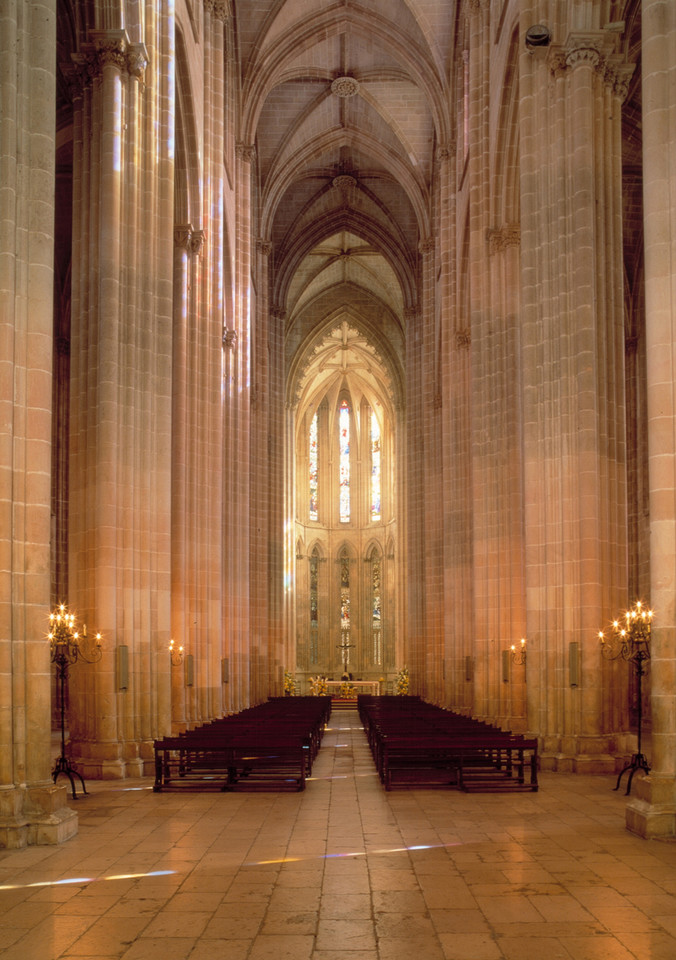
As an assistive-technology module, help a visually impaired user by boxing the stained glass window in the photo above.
[340,551,350,664]
[372,553,382,665]
[310,548,319,664]
[371,409,381,520]
[309,411,318,520]
[339,400,350,522]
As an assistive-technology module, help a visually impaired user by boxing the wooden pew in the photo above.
[358,695,539,793]
[153,696,330,793]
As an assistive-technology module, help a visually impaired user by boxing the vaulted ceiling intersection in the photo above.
[236,0,454,335]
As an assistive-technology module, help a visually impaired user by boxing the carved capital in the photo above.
[564,31,615,74]
[455,330,471,349]
[61,61,86,100]
[174,224,194,251]
[546,46,568,79]
[256,239,272,257]
[236,142,256,164]
[604,59,635,101]
[205,0,231,22]
[127,42,149,79]
[419,237,435,256]
[91,30,128,71]
[223,328,238,349]
[189,230,206,256]
[75,31,149,82]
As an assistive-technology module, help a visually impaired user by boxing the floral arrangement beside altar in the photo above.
[395,666,410,696]
[283,670,296,695]
[310,675,328,696]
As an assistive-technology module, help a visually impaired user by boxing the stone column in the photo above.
[520,24,630,770]
[405,305,426,694]
[626,0,676,839]
[170,224,195,731]
[0,0,77,847]
[68,25,173,777]
[467,0,500,725]
[250,239,272,703]
[224,142,254,712]
[418,237,444,704]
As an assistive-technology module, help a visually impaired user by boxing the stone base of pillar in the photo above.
[540,735,621,775]
[540,752,617,774]
[626,774,676,838]
[72,738,157,780]
[78,758,155,780]
[0,783,78,848]
[79,758,127,780]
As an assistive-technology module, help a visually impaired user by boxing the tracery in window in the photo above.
[371,409,381,521]
[371,551,382,666]
[340,550,350,664]
[339,400,350,522]
[309,410,318,520]
[309,547,319,663]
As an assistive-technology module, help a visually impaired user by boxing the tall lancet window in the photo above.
[371,551,382,666]
[340,551,350,663]
[339,400,350,522]
[309,411,318,520]
[309,548,319,663]
[371,409,381,521]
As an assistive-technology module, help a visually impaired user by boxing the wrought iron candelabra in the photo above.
[599,600,652,795]
[49,604,102,799]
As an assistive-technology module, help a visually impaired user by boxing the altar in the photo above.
[325,680,381,697]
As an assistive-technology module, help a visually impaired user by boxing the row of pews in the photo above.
[153,696,332,793]
[358,695,539,792]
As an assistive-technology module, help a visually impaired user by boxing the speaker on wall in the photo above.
[569,641,580,687]
[117,645,129,690]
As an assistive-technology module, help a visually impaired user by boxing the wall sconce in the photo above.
[511,637,527,665]
[169,638,184,666]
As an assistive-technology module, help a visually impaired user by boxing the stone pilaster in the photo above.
[0,0,77,846]
[626,0,676,839]
[418,236,445,704]
[404,303,425,694]
[520,23,631,770]
[224,142,255,712]
[67,22,173,778]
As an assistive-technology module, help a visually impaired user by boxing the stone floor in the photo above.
[2,710,676,960]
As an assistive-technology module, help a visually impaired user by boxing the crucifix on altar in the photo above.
[337,635,355,673]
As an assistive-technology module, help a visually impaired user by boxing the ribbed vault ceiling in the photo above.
[236,0,454,368]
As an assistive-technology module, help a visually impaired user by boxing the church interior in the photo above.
[3,0,676,885]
